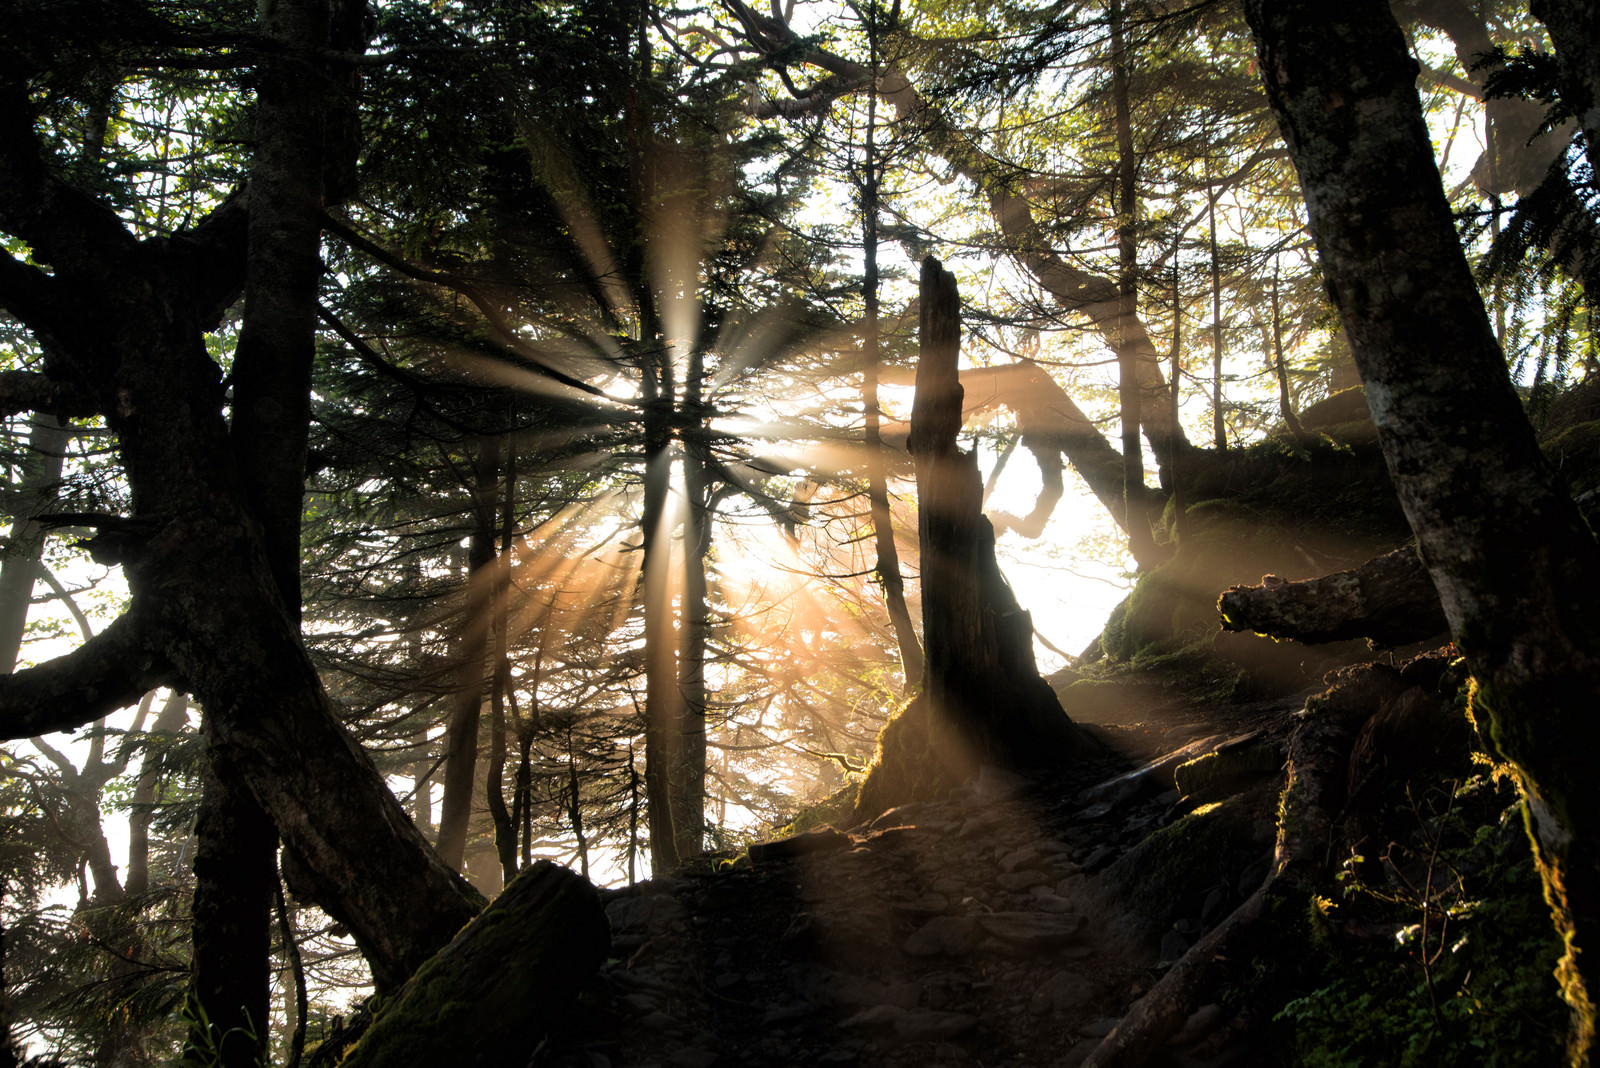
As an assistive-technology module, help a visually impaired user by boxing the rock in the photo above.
[893,1009,979,1041]
[975,911,1086,950]
[997,869,1051,892]
[997,846,1042,872]
[1028,972,1099,1014]
[904,915,979,956]
[841,1004,907,1029]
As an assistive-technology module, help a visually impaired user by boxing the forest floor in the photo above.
[536,677,1307,1068]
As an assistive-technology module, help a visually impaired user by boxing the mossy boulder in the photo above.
[1099,795,1275,950]
[337,861,609,1068]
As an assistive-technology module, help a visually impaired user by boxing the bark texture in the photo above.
[1245,2,1600,1059]
[1218,545,1448,647]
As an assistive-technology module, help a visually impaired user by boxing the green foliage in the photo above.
[1272,776,1566,1067]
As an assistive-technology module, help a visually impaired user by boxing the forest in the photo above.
[2,0,1599,1064]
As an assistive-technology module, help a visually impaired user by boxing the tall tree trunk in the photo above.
[1245,3,1600,1060]
[0,413,68,670]
[0,0,485,999]
[189,739,277,1068]
[1110,0,1161,570]
[640,417,681,874]
[1269,260,1307,440]
[676,436,710,862]
[860,25,924,688]
[1206,183,1227,451]
[126,690,189,897]
[1527,2,1600,188]
[436,438,499,871]
[856,258,1094,819]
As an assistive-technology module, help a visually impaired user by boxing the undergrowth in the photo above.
[1272,772,1565,1067]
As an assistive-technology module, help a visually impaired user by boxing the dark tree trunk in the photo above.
[1245,2,1600,1059]
[0,0,485,996]
[189,740,277,1068]
[436,438,500,871]
[677,436,711,862]
[860,85,925,687]
[640,410,681,874]
[1110,0,1161,571]
[1527,1,1600,187]
[0,414,68,669]
[855,258,1095,820]
[126,690,189,897]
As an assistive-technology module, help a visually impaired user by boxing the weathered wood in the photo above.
[856,258,1093,820]
[337,861,609,1068]
[1217,545,1448,647]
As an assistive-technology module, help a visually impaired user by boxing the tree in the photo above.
[1243,1,1600,1060]
[0,0,483,1003]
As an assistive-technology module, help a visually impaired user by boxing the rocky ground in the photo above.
[536,683,1305,1068]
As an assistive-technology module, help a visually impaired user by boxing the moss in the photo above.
[1174,740,1284,803]
[338,863,608,1068]
[1540,419,1600,498]
[1100,796,1272,948]
[851,694,969,822]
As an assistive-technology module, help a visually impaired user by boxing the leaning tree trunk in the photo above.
[1244,2,1600,1060]
[0,0,486,998]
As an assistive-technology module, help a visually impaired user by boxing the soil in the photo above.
[535,682,1307,1068]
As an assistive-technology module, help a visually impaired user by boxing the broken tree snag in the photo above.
[856,258,1094,821]
[1217,545,1448,647]
[336,861,609,1068]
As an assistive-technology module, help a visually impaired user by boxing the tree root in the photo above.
[1082,664,1407,1068]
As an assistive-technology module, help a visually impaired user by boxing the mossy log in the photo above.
[335,861,609,1068]
[1083,664,1407,1068]
[1217,545,1447,647]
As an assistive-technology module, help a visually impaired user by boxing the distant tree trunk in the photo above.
[126,690,189,897]
[0,414,68,669]
[640,405,681,874]
[676,437,711,862]
[1269,260,1307,440]
[1245,2,1600,1060]
[860,52,925,688]
[1531,1,1600,185]
[1206,182,1227,451]
[436,437,499,871]
[1110,0,1161,570]
[1167,246,1190,549]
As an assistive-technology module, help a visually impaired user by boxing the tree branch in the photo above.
[0,370,101,418]
[0,610,171,741]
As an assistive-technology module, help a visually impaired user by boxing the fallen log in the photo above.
[1217,545,1447,647]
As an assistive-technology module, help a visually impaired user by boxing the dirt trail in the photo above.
[539,687,1302,1068]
